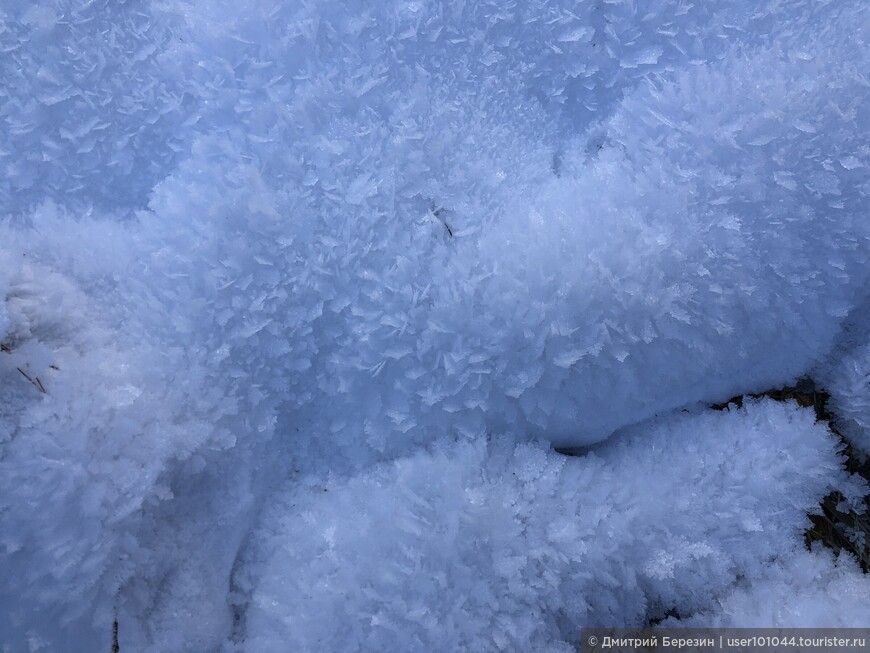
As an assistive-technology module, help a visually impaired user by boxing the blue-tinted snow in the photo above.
[0,0,869,650]
[233,401,851,652]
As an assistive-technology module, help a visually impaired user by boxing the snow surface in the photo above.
[673,549,870,629]
[0,0,869,650]
[818,304,870,460]
[232,401,853,653]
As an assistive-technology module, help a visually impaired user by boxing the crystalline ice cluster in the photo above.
[0,0,868,650]
[233,401,853,652]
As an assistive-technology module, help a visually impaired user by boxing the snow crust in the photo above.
[0,0,868,650]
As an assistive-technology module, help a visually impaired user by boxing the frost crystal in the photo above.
[0,0,868,649]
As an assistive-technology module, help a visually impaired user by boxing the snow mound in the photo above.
[677,549,870,628]
[229,401,848,653]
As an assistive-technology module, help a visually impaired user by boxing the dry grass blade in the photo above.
[16,367,46,394]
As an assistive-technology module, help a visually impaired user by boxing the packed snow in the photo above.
[0,0,868,650]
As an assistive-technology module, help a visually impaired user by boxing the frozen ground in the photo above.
[0,0,869,650]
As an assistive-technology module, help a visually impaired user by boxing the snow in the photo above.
[675,550,870,629]
[233,401,857,652]
[818,305,870,459]
[0,0,869,650]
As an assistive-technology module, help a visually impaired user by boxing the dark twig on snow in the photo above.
[432,206,453,237]
[16,367,46,394]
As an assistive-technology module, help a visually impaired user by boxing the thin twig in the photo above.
[16,367,46,394]
[433,207,453,237]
